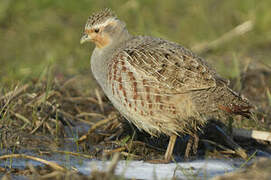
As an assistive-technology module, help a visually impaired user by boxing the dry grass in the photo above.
[0,66,270,179]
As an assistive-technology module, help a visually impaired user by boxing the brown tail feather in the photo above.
[219,104,253,118]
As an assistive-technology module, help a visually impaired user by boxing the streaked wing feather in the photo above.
[119,36,217,93]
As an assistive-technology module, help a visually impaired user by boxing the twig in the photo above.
[76,112,106,119]
[192,20,254,53]
[120,152,141,159]
[95,88,104,112]
[239,150,257,169]
[64,97,99,104]
[73,118,95,125]
[0,154,66,171]
[45,122,55,136]
[106,153,120,175]
[233,128,271,142]
[54,150,93,159]
[30,115,49,134]
[10,110,31,124]
[0,84,30,101]
[103,147,126,155]
[78,114,117,142]
[200,139,235,153]
[131,140,165,152]
[61,76,81,88]
[0,84,30,117]
[34,90,59,106]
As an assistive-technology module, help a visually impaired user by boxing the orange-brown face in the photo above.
[80,26,111,49]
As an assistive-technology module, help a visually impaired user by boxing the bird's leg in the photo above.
[164,135,177,162]
[184,133,199,160]
[184,136,193,159]
[146,135,177,164]
[192,133,199,155]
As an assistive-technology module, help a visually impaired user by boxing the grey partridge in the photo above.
[80,9,252,162]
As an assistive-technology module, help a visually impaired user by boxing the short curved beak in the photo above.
[80,33,91,44]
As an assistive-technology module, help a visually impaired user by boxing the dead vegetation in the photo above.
[0,153,122,180]
[0,66,271,179]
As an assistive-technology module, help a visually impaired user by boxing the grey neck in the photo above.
[90,28,131,92]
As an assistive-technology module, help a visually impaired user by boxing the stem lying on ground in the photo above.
[233,128,271,142]
[0,154,66,172]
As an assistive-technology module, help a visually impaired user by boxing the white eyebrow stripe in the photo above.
[86,18,117,29]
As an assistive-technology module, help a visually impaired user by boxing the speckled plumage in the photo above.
[81,9,252,160]
[106,36,251,136]
[85,8,115,29]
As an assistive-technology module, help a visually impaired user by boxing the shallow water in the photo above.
[1,147,271,180]
[80,158,239,179]
[1,122,271,179]
[0,152,258,180]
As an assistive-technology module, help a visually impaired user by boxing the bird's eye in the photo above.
[94,29,99,33]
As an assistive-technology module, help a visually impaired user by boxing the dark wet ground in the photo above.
[0,66,271,179]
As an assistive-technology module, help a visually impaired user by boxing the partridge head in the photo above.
[80,8,129,49]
